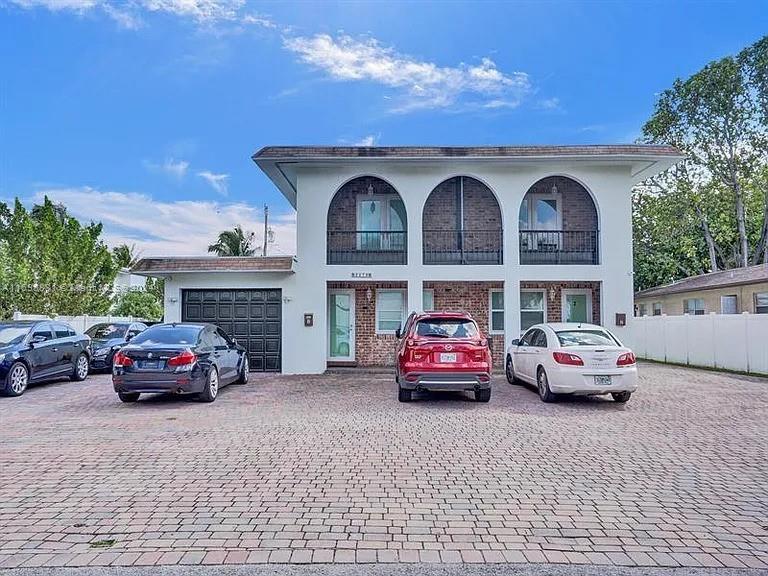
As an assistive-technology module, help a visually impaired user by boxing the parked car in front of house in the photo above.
[112,322,249,404]
[86,322,148,371]
[395,311,493,403]
[505,322,637,403]
[0,321,91,397]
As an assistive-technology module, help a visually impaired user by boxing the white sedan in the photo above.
[505,323,638,403]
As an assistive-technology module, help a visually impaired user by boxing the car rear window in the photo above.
[0,325,30,346]
[415,318,479,339]
[129,325,201,345]
[86,324,127,339]
[556,330,618,347]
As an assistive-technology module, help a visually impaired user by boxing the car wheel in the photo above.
[612,391,632,403]
[118,392,140,403]
[398,386,412,403]
[475,388,491,403]
[198,366,219,403]
[235,356,249,384]
[537,368,557,403]
[505,355,519,384]
[71,353,89,381]
[3,362,29,397]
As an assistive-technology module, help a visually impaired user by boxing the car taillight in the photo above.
[553,351,584,366]
[472,347,487,361]
[113,351,133,367]
[167,350,197,368]
[617,352,636,366]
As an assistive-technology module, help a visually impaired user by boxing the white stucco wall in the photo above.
[164,159,641,374]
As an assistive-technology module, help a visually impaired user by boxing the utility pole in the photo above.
[262,204,269,257]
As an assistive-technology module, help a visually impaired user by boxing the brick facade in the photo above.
[422,177,503,255]
[520,281,602,325]
[423,281,505,367]
[522,176,598,231]
[327,281,407,367]
[326,177,405,254]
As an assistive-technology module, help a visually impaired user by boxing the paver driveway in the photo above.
[0,362,766,571]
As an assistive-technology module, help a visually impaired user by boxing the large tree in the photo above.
[207,225,256,256]
[112,243,142,269]
[0,197,118,318]
[636,35,768,289]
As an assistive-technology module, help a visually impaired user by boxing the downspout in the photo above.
[458,177,464,263]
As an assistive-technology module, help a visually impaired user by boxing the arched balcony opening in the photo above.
[327,176,407,265]
[519,175,599,265]
[422,176,503,265]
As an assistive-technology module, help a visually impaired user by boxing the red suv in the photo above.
[395,311,492,403]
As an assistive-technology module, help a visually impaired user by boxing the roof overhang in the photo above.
[252,145,685,208]
[131,256,297,277]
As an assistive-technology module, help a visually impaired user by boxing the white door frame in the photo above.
[327,289,355,361]
[561,289,593,323]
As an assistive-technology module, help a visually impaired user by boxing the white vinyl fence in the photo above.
[12,312,147,334]
[624,313,768,376]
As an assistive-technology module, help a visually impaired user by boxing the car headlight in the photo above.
[94,347,112,357]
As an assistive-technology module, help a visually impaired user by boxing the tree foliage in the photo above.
[112,243,141,269]
[636,35,768,290]
[0,197,118,319]
[112,290,163,321]
[207,225,256,256]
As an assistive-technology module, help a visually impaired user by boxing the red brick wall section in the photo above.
[422,177,502,252]
[520,281,602,325]
[327,177,404,252]
[328,281,407,367]
[424,281,505,367]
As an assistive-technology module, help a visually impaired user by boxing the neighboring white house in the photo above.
[132,145,683,374]
[113,268,147,294]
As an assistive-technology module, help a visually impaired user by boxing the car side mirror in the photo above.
[395,327,401,339]
[510,338,521,346]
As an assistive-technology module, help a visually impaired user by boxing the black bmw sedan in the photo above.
[112,322,249,403]
[0,321,91,397]
[86,321,148,371]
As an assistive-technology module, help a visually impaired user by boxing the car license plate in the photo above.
[594,375,612,385]
[140,360,159,369]
[440,353,457,363]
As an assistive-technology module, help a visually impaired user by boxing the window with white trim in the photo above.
[755,292,768,314]
[683,298,705,315]
[490,290,504,333]
[376,290,406,333]
[520,290,545,330]
[637,303,647,317]
[422,289,435,312]
[652,302,662,316]
[720,295,738,314]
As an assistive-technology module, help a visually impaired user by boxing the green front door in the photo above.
[565,293,589,323]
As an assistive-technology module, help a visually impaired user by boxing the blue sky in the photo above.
[1,0,766,256]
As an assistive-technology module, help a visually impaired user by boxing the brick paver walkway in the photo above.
[0,363,766,570]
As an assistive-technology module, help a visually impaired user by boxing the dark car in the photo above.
[86,322,148,371]
[112,322,249,403]
[0,321,91,397]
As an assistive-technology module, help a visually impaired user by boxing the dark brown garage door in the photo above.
[182,289,281,372]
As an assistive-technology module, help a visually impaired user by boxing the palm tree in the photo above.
[207,226,256,256]
[112,243,141,269]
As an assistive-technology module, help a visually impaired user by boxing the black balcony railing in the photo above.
[423,229,503,265]
[519,230,599,265]
[327,230,407,265]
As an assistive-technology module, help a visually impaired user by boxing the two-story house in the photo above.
[133,145,682,374]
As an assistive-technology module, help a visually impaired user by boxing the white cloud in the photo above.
[144,158,189,180]
[33,187,296,257]
[197,170,229,196]
[353,134,377,146]
[537,97,562,111]
[283,34,531,113]
[7,0,276,29]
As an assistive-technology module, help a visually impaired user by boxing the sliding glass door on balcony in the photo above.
[357,197,406,252]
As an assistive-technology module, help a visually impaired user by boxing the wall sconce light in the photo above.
[366,287,373,302]
[169,297,178,304]
[283,296,292,303]
[548,286,557,302]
